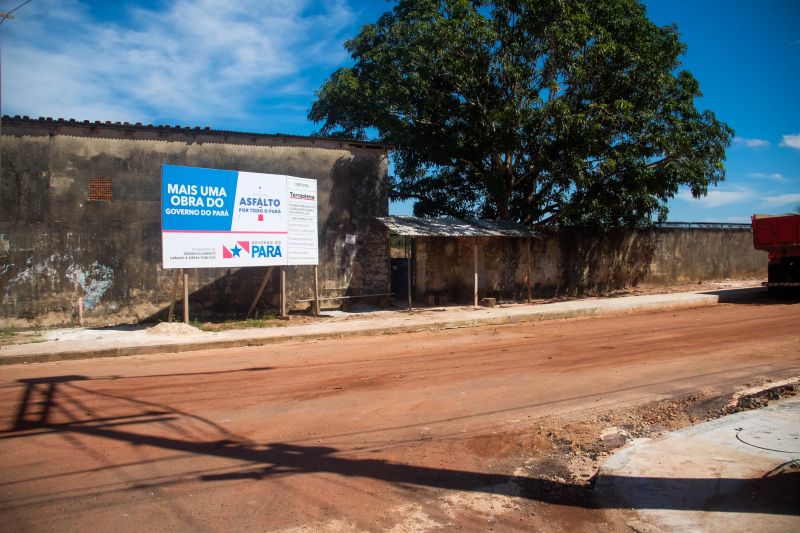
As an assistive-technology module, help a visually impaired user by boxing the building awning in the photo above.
[377,215,539,237]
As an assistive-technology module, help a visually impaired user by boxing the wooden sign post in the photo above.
[473,238,479,307]
[183,270,189,323]
[280,266,287,318]
[168,269,180,321]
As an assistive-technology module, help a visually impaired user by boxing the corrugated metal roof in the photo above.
[377,216,539,237]
[2,115,390,149]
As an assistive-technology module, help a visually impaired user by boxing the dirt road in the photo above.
[1,300,798,531]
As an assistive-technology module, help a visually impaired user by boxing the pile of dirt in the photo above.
[516,383,798,492]
[722,384,797,413]
[145,322,201,336]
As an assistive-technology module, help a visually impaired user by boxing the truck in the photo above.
[752,214,800,293]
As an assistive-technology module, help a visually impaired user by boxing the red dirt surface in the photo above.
[0,300,798,531]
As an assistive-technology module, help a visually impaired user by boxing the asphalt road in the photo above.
[0,300,798,531]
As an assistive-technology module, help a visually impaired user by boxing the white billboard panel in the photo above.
[161,165,318,268]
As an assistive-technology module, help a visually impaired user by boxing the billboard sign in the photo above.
[161,165,318,268]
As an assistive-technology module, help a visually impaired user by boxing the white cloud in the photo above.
[761,193,800,208]
[733,136,769,148]
[3,0,357,127]
[779,134,800,150]
[676,188,752,208]
[748,172,787,181]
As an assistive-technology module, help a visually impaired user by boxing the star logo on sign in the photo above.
[231,244,242,257]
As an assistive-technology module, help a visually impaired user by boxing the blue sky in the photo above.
[2,0,798,222]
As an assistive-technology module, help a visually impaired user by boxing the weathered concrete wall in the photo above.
[641,227,764,284]
[0,117,390,326]
[412,227,766,303]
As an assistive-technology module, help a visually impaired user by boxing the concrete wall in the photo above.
[411,227,766,303]
[0,117,390,326]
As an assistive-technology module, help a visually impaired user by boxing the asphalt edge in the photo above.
[0,288,763,366]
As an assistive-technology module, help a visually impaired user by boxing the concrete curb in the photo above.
[594,397,800,531]
[0,288,765,365]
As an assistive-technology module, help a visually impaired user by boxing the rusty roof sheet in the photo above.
[377,216,539,237]
[1,115,390,149]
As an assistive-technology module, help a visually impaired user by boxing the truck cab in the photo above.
[752,214,800,293]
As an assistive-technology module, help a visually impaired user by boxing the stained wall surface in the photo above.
[0,118,389,326]
[410,227,766,303]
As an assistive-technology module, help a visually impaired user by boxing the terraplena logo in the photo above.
[289,191,315,201]
[222,241,282,259]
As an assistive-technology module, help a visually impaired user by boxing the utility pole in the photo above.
[0,0,31,203]
[0,11,14,205]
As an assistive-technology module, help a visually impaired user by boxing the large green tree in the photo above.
[309,0,733,226]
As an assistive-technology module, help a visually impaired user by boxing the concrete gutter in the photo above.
[595,396,799,532]
[0,287,765,365]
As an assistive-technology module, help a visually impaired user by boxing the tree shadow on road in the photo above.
[1,374,797,516]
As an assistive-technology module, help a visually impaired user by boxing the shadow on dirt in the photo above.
[2,373,798,516]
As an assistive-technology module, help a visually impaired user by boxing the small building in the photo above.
[377,216,540,306]
[379,216,767,304]
[0,116,390,325]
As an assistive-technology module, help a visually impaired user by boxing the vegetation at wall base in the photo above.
[310,0,733,227]
[191,314,283,332]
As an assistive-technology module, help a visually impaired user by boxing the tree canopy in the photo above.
[309,0,734,226]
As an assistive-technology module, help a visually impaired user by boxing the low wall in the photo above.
[411,226,766,303]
